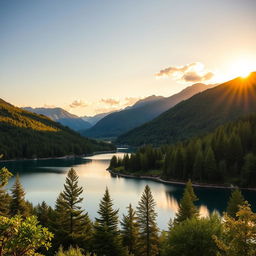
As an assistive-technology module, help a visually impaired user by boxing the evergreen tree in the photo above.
[53,168,92,250]
[121,204,139,255]
[93,187,126,256]
[175,181,198,224]
[204,147,218,182]
[109,155,118,169]
[226,189,245,219]
[192,149,204,182]
[34,201,53,227]
[137,185,159,256]
[9,175,28,217]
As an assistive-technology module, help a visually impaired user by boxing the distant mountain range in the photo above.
[0,99,114,160]
[81,83,215,139]
[23,107,92,131]
[117,72,256,146]
[82,112,115,126]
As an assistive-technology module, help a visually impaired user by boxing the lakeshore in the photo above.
[108,169,256,191]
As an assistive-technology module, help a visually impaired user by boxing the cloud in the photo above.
[182,71,214,82]
[69,100,88,108]
[101,98,120,106]
[155,62,214,83]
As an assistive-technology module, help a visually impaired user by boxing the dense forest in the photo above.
[0,99,114,160]
[117,73,256,146]
[1,165,256,256]
[110,114,256,188]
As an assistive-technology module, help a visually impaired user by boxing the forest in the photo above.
[110,114,256,188]
[0,99,114,160]
[1,165,256,256]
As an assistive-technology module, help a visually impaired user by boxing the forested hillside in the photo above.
[111,114,256,188]
[0,99,114,160]
[117,73,256,146]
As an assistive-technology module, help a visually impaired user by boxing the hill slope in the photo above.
[0,100,114,160]
[23,107,92,131]
[82,84,213,139]
[117,73,256,146]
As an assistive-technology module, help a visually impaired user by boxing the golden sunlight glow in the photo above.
[230,59,255,78]
[213,56,256,83]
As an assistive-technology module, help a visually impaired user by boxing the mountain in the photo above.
[82,112,115,126]
[23,107,92,131]
[82,84,214,139]
[0,99,114,160]
[117,72,256,146]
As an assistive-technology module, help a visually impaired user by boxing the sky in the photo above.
[1,0,256,116]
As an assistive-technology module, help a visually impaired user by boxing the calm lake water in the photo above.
[2,151,256,230]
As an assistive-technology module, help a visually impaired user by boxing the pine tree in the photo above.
[192,149,204,182]
[53,168,92,250]
[9,175,28,217]
[226,189,245,219]
[205,147,218,182]
[34,201,53,227]
[137,185,159,256]
[93,187,126,256]
[175,181,198,224]
[121,204,139,255]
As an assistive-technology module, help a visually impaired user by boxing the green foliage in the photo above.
[175,181,199,224]
[52,168,92,250]
[0,215,53,256]
[112,113,256,187]
[214,202,256,256]
[9,175,29,217]
[117,73,256,146]
[137,185,159,256]
[93,188,126,256]
[163,214,222,256]
[0,166,12,216]
[226,189,245,219]
[121,204,139,256]
[55,246,94,256]
[0,99,115,160]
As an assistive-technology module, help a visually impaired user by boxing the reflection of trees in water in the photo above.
[164,187,227,216]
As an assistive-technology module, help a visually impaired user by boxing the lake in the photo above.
[2,151,256,230]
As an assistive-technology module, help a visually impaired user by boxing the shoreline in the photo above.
[0,150,118,163]
[108,169,256,191]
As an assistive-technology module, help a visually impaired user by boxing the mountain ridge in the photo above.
[82,83,215,139]
[117,73,256,146]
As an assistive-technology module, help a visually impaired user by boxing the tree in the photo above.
[0,215,53,256]
[9,175,28,217]
[121,204,139,255]
[0,167,12,217]
[93,187,126,256]
[137,185,159,256]
[53,168,92,250]
[214,202,256,256]
[34,201,53,227]
[204,147,218,182]
[163,214,222,256]
[226,189,245,219]
[109,156,118,169]
[175,181,198,224]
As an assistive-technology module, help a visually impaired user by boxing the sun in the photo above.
[230,59,256,78]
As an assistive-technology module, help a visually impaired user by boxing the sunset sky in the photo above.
[1,0,256,116]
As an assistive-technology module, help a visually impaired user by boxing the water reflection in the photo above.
[1,152,256,230]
